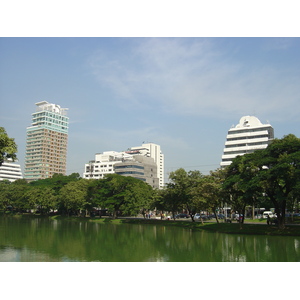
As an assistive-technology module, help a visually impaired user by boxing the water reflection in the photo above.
[0,217,300,262]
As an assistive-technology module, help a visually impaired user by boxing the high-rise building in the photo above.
[0,159,23,182]
[220,116,274,167]
[24,101,69,181]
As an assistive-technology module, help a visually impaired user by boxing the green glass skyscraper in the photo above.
[24,101,69,181]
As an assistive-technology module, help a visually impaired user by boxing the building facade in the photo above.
[114,155,159,188]
[24,101,69,181]
[220,116,274,167]
[0,160,23,182]
[127,143,164,188]
[83,143,164,189]
[83,150,159,189]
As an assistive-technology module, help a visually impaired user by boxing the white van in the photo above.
[263,211,274,218]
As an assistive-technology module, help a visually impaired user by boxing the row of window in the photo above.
[228,127,272,135]
[115,171,144,176]
[223,149,257,156]
[225,141,268,148]
[226,134,269,142]
[114,165,144,170]
[33,112,68,121]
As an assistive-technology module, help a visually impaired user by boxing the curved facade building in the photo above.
[83,143,163,189]
[220,116,274,167]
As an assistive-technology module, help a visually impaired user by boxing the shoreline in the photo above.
[3,214,300,237]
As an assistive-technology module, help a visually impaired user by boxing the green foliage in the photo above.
[0,127,17,166]
[0,173,155,217]
[223,134,300,228]
[162,168,207,220]
[59,179,90,215]
[25,186,57,214]
[93,174,154,218]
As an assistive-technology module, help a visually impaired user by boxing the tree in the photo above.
[159,185,184,220]
[94,174,153,218]
[223,152,263,226]
[25,186,57,214]
[0,127,17,166]
[185,170,206,222]
[199,169,225,223]
[167,168,191,218]
[223,134,300,229]
[10,179,30,213]
[0,180,12,214]
[165,168,205,222]
[122,180,154,217]
[59,179,90,216]
[254,134,300,228]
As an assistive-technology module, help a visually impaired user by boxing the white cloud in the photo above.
[87,38,300,121]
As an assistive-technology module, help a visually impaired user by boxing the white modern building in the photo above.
[0,160,23,182]
[220,116,274,167]
[83,143,164,189]
[84,151,132,179]
[127,143,164,188]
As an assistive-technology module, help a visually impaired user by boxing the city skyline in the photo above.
[1,37,300,180]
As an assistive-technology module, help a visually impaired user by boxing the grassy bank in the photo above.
[3,214,300,236]
[88,217,300,236]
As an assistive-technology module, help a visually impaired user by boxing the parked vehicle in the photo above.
[194,213,211,220]
[194,213,201,219]
[175,213,189,219]
[263,211,274,219]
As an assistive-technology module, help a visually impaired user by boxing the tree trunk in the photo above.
[214,212,219,224]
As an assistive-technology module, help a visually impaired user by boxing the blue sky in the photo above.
[1,37,300,179]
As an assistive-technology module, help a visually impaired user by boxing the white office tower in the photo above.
[127,143,164,189]
[220,116,274,167]
[0,159,23,182]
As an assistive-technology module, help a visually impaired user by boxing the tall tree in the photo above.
[223,152,263,225]
[199,169,225,223]
[25,186,57,214]
[254,134,300,228]
[166,168,204,221]
[0,180,12,214]
[223,134,300,229]
[122,180,154,217]
[59,179,90,216]
[92,174,151,218]
[0,127,17,166]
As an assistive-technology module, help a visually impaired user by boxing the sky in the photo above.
[1,1,298,293]
[1,37,300,180]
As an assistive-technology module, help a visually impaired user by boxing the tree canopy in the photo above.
[0,127,17,166]
[223,134,300,228]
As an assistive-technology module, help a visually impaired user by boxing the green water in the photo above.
[1,217,299,262]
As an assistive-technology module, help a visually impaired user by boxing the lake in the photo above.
[1,217,300,262]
